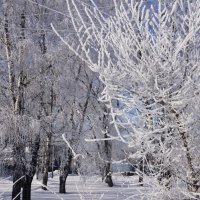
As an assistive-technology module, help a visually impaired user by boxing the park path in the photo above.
[0,173,150,200]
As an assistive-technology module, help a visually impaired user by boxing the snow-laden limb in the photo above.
[85,136,120,142]
[62,133,84,159]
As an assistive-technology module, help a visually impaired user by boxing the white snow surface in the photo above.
[0,172,153,200]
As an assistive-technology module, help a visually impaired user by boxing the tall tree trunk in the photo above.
[102,107,113,187]
[42,171,48,190]
[39,31,54,189]
[104,162,113,187]
[22,176,32,200]
[4,6,27,199]
[12,145,24,200]
[138,159,144,186]
[103,134,113,187]
[59,149,73,193]
[22,135,40,200]
[59,170,68,194]
[42,136,51,190]
[42,81,54,190]
[172,109,199,194]
[179,131,199,193]
[12,171,23,200]
[4,13,16,109]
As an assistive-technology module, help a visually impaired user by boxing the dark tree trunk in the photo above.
[59,149,73,193]
[102,164,113,187]
[138,160,144,186]
[42,171,48,190]
[4,8,23,200]
[103,132,113,187]
[42,136,51,190]
[59,173,68,193]
[36,166,40,180]
[105,164,113,187]
[22,135,40,200]
[8,8,27,200]
[12,171,23,200]
[22,176,33,200]
[12,145,25,200]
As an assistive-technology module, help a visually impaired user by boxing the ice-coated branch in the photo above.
[62,133,84,159]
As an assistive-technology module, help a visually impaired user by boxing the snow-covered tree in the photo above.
[0,0,70,198]
[56,0,200,198]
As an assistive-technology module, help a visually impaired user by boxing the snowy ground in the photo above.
[0,172,156,200]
